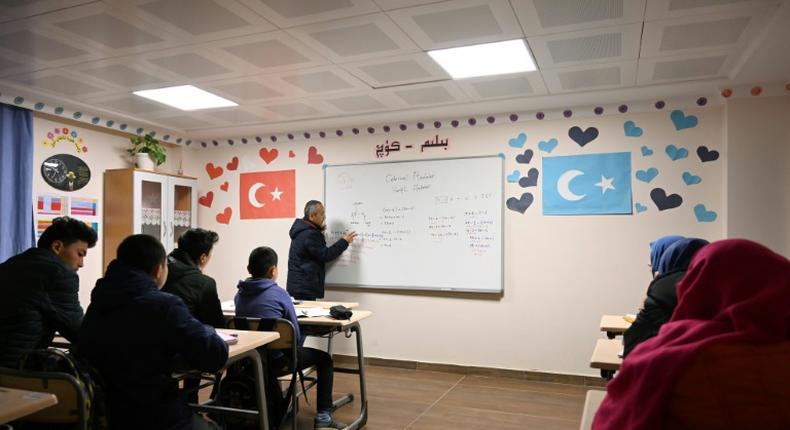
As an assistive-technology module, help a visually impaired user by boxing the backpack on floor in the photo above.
[218,356,293,430]
[17,348,110,430]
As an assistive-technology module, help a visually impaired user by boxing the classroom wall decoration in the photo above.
[238,170,296,220]
[70,197,97,216]
[40,154,91,191]
[36,195,66,216]
[41,127,87,154]
[543,152,632,215]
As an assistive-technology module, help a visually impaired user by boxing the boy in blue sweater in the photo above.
[235,246,345,430]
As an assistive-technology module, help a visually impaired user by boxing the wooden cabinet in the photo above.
[103,169,198,268]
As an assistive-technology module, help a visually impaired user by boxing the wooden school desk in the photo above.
[579,390,606,430]
[599,315,632,339]
[189,329,280,430]
[298,311,373,430]
[590,338,623,380]
[221,300,360,317]
[0,387,58,424]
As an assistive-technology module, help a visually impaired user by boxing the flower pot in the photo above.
[135,153,155,170]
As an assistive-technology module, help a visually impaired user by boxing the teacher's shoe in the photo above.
[314,417,347,429]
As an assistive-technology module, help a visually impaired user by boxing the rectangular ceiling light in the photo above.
[428,39,536,79]
[133,85,237,110]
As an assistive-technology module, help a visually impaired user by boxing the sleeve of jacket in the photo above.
[38,268,83,342]
[197,278,226,329]
[622,297,668,358]
[280,300,304,347]
[164,297,229,373]
[303,231,349,263]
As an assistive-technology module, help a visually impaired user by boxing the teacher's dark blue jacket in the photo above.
[78,260,228,430]
[286,218,348,300]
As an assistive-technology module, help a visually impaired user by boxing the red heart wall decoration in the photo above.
[216,207,232,224]
[307,146,323,164]
[226,156,239,171]
[205,163,223,179]
[259,147,279,164]
[198,191,214,208]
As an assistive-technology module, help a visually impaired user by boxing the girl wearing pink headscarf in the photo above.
[593,239,790,430]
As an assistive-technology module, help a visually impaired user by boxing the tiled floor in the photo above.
[281,365,589,430]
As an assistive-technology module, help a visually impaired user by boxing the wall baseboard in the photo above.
[333,354,606,388]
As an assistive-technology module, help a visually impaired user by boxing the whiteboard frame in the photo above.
[323,154,505,294]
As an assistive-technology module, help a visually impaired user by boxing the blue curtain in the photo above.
[0,103,34,262]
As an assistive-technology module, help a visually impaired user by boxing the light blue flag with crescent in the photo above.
[542,152,632,215]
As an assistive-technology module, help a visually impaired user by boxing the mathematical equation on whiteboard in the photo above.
[329,204,496,261]
[375,135,450,158]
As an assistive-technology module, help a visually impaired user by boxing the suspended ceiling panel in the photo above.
[512,0,647,36]
[340,52,450,88]
[387,0,524,49]
[287,13,420,63]
[529,23,642,68]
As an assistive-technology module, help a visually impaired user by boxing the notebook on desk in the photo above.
[217,331,238,345]
[297,307,330,318]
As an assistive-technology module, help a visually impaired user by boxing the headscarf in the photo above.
[649,235,683,275]
[593,239,790,430]
[655,238,709,275]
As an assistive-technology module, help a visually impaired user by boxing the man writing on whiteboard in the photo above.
[287,200,357,301]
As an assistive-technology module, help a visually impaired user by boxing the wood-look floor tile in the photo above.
[460,375,590,396]
[437,384,585,421]
[409,404,580,430]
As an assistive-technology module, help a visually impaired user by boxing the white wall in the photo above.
[32,116,184,306]
[184,106,725,376]
[724,96,790,256]
[31,96,788,377]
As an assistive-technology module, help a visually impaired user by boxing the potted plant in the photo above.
[128,134,166,171]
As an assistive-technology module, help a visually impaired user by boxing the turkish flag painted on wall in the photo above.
[239,170,295,219]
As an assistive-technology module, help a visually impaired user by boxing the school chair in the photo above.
[227,317,314,430]
[665,341,790,430]
[0,367,88,430]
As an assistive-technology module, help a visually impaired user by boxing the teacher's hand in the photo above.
[343,231,358,244]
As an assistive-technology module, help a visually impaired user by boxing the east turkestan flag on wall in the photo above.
[239,170,296,219]
[542,152,632,215]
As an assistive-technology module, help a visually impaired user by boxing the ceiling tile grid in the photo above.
[0,0,785,142]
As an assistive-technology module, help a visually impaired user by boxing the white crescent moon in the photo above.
[557,170,585,201]
[248,183,266,208]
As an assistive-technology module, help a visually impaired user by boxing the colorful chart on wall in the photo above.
[41,154,91,191]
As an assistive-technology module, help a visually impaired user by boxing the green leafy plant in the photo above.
[128,134,166,166]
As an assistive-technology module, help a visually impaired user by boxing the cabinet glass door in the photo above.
[135,173,165,243]
[168,178,198,252]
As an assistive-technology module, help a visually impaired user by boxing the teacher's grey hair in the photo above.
[304,200,323,218]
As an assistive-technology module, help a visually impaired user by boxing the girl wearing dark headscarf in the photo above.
[623,238,709,357]
[593,239,790,430]
[648,235,683,277]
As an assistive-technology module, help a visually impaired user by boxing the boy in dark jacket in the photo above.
[287,200,356,300]
[79,234,228,430]
[0,216,97,368]
[236,246,346,430]
[163,228,224,328]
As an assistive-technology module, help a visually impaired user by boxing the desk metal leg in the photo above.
[190,350,270,430]
[332,323,368,430]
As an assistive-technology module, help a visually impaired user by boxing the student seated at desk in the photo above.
[593,239,790,430]
[0,216,97,368]
[78,234,229,430]
[163,228,224,328]
[235,246,346,430]
[623,237,708,357]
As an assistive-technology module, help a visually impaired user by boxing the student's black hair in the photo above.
[303,200,323,218]
[247,246,278,279]
[37,216,98,249]
[117,234,166,274]
[177,228,219,263]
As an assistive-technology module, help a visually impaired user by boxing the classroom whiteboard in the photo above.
[324,155,503,293]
